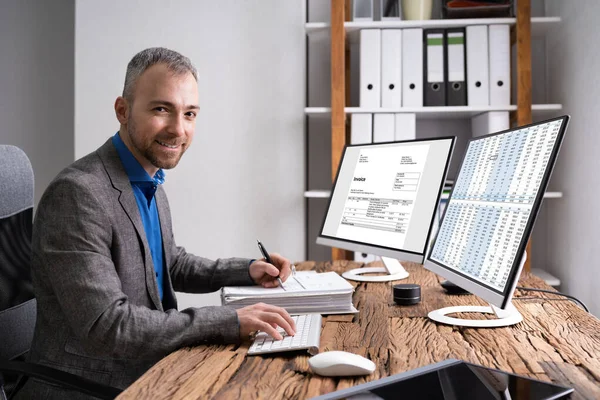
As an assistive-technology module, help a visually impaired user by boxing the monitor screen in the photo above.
[425,116,569,308]
[317,137,455,263]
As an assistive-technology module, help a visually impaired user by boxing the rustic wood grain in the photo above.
[542,362,600,400]
[119,261,600,399]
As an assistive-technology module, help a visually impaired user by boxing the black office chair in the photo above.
[0,145,122,400]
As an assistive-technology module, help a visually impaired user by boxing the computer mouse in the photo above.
[440,280,470,295]
[308,351,376,377]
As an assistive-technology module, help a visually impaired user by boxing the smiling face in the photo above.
[115,63,199,176]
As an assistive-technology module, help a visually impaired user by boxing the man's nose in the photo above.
[167,114,186,137]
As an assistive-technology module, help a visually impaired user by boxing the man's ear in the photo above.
[114,96,129,124]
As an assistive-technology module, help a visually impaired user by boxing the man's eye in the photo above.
[185,112,197,118]
[154,107,167,112]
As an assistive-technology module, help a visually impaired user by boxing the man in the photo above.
[18,47,295,399]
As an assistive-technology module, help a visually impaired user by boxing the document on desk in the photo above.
[221,271,358,315]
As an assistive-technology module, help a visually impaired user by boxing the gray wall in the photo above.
[542,0,600,316]
[75,0,306,308]
[0,0,75,205]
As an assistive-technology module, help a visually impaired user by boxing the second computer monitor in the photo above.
[424,116,569,327]
[317,137,455,282]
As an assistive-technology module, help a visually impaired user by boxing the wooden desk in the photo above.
[118,261,600,399]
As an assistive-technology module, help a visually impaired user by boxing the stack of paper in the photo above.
[221,271,358,315]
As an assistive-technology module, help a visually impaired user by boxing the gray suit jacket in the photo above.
[19,139,255,399]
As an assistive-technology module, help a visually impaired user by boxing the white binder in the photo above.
[394,113,417,141]
[351,113,373,144]
[466,25,490,106]
[471,111,509,137]
[353,0,374,21]
[402,28,423,107]
[373,114,395,143]
[489,25,510,106]
[381,30,402,108]
[360,29,382,108]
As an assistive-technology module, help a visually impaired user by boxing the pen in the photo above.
[257,239,285,290]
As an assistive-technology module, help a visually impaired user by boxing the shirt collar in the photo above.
[112,132,165,185]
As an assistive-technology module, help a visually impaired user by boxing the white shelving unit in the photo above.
[304,4,563,266]
[305,104,563,119]
[305,16,561,40]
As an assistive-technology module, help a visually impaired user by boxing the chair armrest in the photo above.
[0,360,122,400]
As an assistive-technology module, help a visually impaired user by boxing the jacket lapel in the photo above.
[155,187,178,310]
[96,139,163,311]
[155,188,172,276]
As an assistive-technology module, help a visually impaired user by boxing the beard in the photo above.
[127,116,186,170]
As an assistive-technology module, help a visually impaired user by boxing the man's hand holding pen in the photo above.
[249,247,293,289]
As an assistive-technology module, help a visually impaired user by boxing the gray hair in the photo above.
[122,47,197,102]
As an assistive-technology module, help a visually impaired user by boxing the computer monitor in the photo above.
[424,116,570,328]
[317,137,455,282]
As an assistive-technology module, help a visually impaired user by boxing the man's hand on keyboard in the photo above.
[248,314,321,355]
[237,302,297,341]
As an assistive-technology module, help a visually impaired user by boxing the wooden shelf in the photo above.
[304,107,333,115]
[304,190,332,198]
[305,22,329,35]
[530,268,561,287]
[305,190,563,199]
[305,104,563,119]
[306,17,560,42]
[541,191,563,199]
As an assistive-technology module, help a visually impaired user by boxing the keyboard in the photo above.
[248,313,322,356]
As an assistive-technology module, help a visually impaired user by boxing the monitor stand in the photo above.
[427,253,527,328]
[342,256,409,282]
[427,302,523,328]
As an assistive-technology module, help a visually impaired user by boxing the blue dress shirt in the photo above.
[112,133,166,300]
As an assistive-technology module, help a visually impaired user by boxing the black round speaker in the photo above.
[393,283,421,306]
